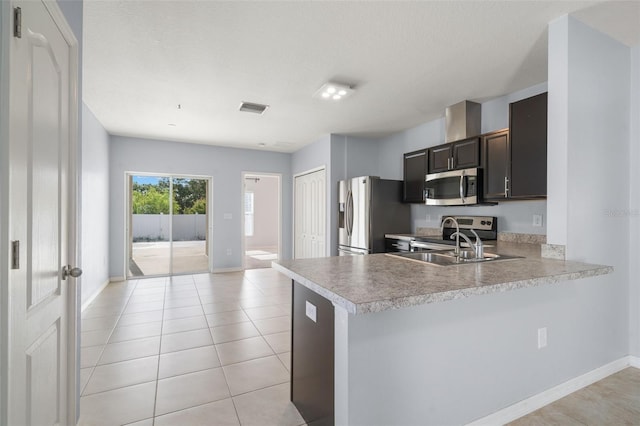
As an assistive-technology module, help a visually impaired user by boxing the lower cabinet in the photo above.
[291,281,335,425]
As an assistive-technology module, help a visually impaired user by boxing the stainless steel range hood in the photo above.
[445,100,481,143]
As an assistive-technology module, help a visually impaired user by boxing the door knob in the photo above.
[62,265,83,280]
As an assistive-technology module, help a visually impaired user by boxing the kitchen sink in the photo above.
[386,250,522,266]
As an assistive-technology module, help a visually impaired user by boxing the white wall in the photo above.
[245,175,279,249]
[547,9,632,370]
[81,104,110,305]
[343,275,625,425]
[629,45,640,358]
[109,136,292,275]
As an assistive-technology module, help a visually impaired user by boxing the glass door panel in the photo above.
[129,175,171,277]
[171,177,209,274]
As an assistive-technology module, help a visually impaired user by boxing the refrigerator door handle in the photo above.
[346,190,354,237]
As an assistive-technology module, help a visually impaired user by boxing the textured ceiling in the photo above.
[83,1,640,153]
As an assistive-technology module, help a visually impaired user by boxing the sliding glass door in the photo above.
[128,174,210,277]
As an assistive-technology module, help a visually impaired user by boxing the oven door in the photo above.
[425,168,479,206]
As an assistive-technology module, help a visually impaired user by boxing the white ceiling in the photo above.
[83,1,640,153]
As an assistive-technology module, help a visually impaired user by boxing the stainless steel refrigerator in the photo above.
[338,176,411,255]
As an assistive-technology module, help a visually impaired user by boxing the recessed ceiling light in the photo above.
[168,123,177,127]
[258,143,266,147]
[313,81,354,101]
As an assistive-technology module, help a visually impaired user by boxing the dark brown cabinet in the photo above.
[292,281,334,425]
[428,137,480,174]
[403,149,427,203]
[482,92,547,201]
[509,92,547,198]
[482,129,510,199]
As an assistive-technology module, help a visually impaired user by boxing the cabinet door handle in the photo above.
[504,176,509,197]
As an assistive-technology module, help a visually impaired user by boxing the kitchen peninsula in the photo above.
[273,242,612,425]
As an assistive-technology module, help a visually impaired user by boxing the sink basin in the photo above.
[386,250,522,266]
[436,250,501,261]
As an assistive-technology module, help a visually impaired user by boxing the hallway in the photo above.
[78,269,303,425]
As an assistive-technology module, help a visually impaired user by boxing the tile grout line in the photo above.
[193,274,243,425]
[80,279,141,398]
[150,275,170,426]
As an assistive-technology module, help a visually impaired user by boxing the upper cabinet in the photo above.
[482,129,510,199]
[403,149,427,203]
[427,137,480,174]
[482,92,547,201]
[509,92,547,198]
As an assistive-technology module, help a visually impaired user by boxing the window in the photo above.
[244,191,254,236]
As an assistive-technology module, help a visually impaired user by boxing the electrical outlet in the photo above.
[533,214,543,227]
[537,327,548,349]
[305,301,317,322]
[226,249,232,255]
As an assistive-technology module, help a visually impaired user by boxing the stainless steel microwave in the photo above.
[424,167,480,206]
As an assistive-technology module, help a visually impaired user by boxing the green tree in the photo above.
[173,178,207,214]
[132,185,178,214]
[184,198,207,214]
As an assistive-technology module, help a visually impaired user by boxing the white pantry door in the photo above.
[294,168,326,259]
[7,1,78,424]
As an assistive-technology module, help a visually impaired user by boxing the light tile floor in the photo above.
[509,367,640,425]
[78,268,304,426]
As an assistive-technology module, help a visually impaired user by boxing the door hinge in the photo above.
[11,240,20,269]
[13,7,22,38]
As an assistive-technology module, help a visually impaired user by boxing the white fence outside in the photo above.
[133,214,206,241]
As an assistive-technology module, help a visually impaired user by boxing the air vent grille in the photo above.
[239,102,269,114]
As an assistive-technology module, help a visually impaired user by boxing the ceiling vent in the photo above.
[239,102,269,115]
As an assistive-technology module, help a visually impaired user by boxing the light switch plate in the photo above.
[305,301,317,322]
[538,327,547,349]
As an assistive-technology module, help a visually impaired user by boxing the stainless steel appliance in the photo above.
[338,176,411,256]
[385,215,497,252]
[424,167,480,206]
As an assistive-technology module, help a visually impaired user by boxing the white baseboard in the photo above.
[630,356,640,368]
[109,276,126,282]
[212,267,243,273]
[466,357,632,426]
[81,279,110,312]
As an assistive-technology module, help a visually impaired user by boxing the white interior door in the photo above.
[7,1,78,424]
[294,169,326,259]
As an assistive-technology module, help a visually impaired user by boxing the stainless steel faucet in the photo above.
[441,216,460,255]
[442,216,485,259]
[469,229,484,258]
[450,230,484,259]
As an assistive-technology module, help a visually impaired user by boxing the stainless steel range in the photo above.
[385,215,497,253]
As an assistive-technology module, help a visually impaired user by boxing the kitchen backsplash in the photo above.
[411,199,547,235]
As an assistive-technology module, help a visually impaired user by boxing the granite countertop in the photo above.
[272,242,613,315]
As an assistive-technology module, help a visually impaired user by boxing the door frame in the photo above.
[293,166,328,258]
[0,1,80,423]
[241,172,282,270]
[124,172,214,278]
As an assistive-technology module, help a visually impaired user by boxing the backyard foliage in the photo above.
[132,177,207,214]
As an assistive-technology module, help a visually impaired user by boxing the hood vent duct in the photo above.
[445,100,481,143]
